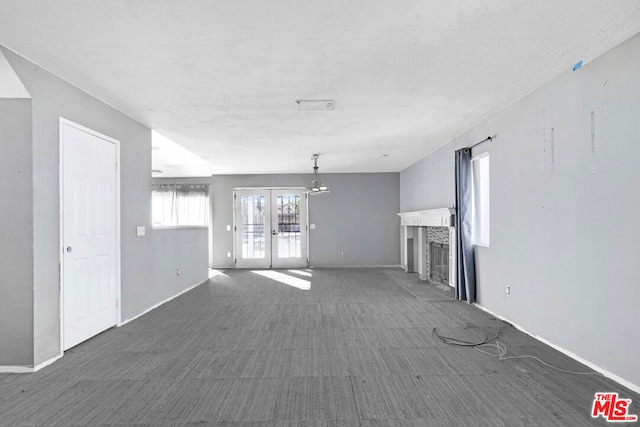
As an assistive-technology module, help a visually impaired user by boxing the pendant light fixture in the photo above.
[303,154,330,195]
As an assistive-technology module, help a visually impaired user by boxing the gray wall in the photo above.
[213,173,400,268]
[3,47,209,367]
[400,33,640,388]
[158,173,401,269]
[307,173,400,267]
[0,99,33,365]
[119,226,209,322]
[401,139,466,212]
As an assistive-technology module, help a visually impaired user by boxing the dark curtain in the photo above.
[455,149,476,303]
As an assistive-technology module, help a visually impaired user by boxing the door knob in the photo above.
[272,230,278,236]
[66,246,72,253]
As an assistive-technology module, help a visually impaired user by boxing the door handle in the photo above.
[272,229,278,236]
[66,246,72,253]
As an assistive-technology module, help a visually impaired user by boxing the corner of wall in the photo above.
[0,94,35,366]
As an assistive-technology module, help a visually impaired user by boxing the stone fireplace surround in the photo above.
[425,227,450,284]
[398,208,456,289]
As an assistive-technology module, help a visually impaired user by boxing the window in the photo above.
[471,152,490,246]
[152,184,211,227]
[152,183,213,265]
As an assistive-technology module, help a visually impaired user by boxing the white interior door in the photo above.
[61,120,119,350]
[234,188,308,269]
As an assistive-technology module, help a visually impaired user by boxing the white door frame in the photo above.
[270,188,309,269]
[233,188,272,269]
[233,187,309,269]
[58,117,122,354]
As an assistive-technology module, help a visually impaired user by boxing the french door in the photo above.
[234,188,308,269]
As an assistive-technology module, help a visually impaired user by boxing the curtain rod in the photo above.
[467,134,496,151]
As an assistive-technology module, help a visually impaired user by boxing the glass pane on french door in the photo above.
[234,188,307,269]
[241,194,266,259]
[271,189,307,268]
[275,194,301,258]
[235,189,271,269]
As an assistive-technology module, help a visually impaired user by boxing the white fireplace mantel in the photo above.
[397,207,455,227]
[398,208,456,288]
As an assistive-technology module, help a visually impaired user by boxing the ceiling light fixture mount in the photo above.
[295,99,334,111]
[303,154,330,196]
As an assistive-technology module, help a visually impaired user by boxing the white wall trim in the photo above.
[0,366,35,373]
[0,353,63,373]
[475,303,640,395]
[33,353,64,372]
[118,278,209,326]
[308,264,402,269]
[398,207,454,227]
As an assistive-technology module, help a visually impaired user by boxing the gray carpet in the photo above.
[0,268,637,426]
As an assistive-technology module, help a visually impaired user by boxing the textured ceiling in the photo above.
[1,1,639,175]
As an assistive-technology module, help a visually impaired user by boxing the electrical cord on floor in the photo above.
[432,323,496,346]
[433,318,603,376]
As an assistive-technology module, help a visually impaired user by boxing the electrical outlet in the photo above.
[505,286,511,295]
[227,252,231,258]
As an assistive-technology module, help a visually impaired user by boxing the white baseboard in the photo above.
[475,303,640,395]
[118,277,209,326]
[0,353,63,373]
[0,279,209,374]
[0,365,34,373]
[309,264,402,269]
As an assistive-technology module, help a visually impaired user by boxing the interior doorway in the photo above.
[234,188,308,269]
[60,119,120,350]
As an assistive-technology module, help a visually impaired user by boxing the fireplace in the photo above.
[429,242,449,285]
[423,226,450,285]
[398,208,456,289]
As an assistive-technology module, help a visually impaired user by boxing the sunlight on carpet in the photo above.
[252,270,311,290]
